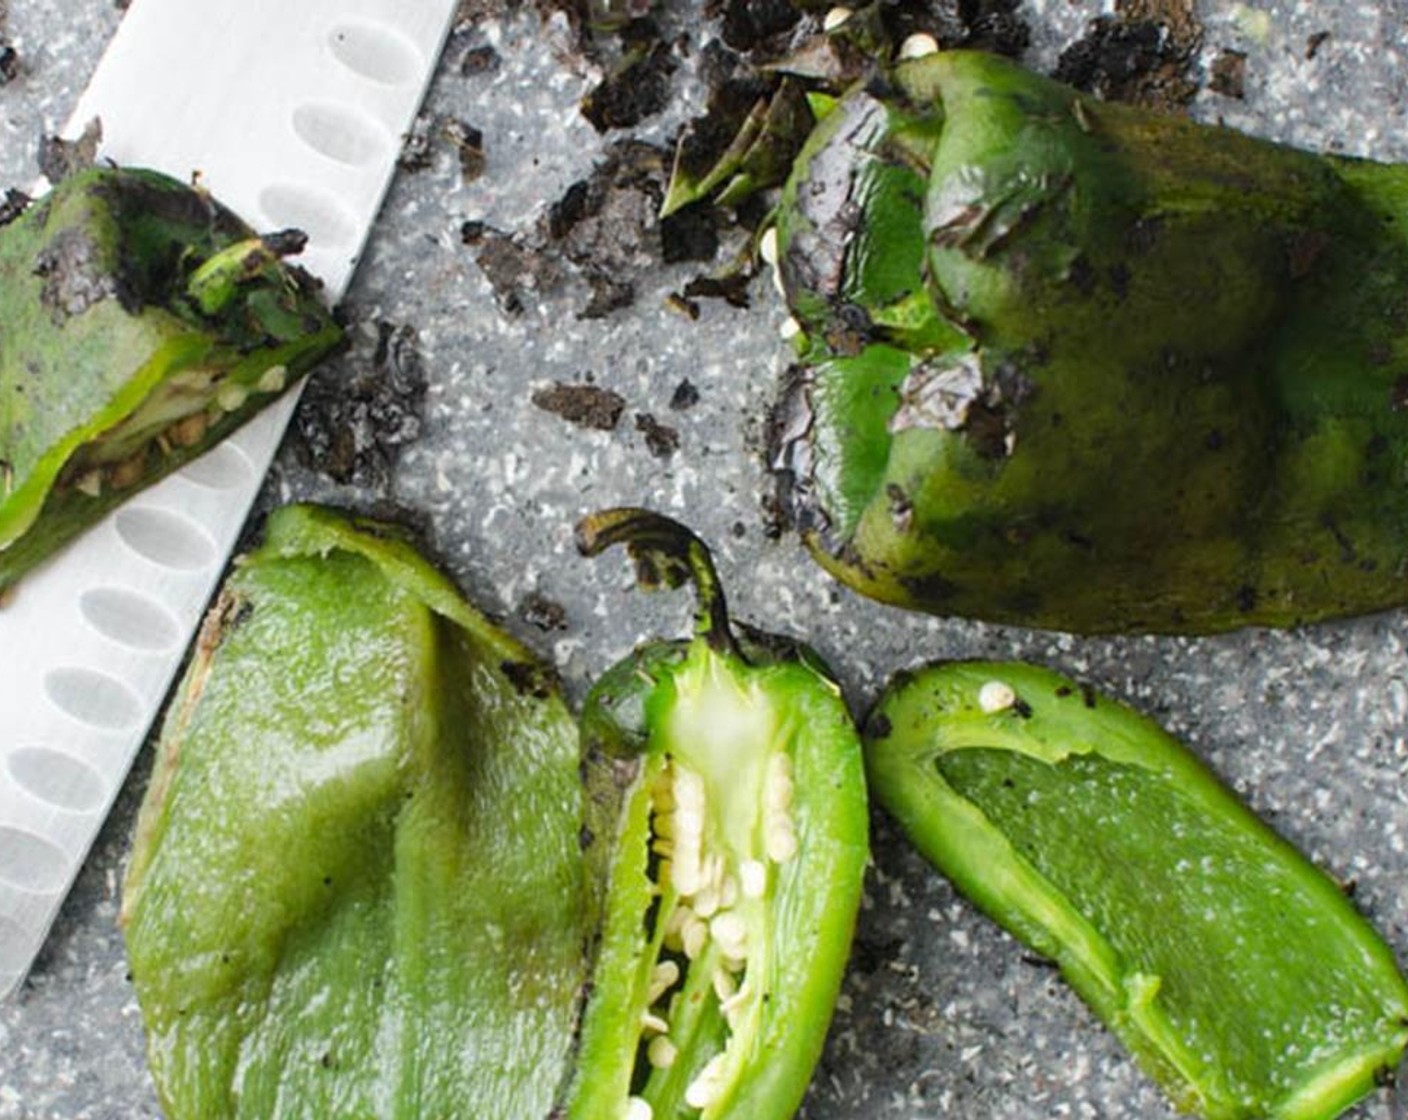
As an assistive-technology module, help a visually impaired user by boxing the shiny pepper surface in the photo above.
[562,509,868,1120]
[866,659,1408,1119]
[770,50,1408,633]
[121,504,584,1119]
[0,168,342,589]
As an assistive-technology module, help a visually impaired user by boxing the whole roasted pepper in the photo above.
[770,49,1408,633]
[865,659,1408,1120]
[562,508,868,1119]
[121,504,584,1119]
[0,167,342,589]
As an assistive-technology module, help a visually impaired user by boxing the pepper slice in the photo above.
[0,167,342,589]
[865,659,1408,1120]
[769,49,1408,633]
[121,504,584,1119]
[562,508,868,1120]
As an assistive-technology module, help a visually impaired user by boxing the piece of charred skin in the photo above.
[121,504,585,1120]
[0,167,342,590]
[561,508,868,1120]
[769,49,1408,633]
[866,660,1408,1120]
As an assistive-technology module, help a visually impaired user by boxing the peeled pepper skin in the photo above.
[0,167,342,589]
[866,660,1408,1120]
[121,504,585,1120]
[771,50,1408,633]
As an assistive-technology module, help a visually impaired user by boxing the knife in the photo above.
[0,0,459,998]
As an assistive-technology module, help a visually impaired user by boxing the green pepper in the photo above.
[561,508,868,1119]
[121,504,584,1119]
[0,167,342,589]
[865,659,1408,1120]
[769,49,1408,633]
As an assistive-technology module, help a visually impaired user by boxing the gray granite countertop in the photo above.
[4,1,1408,1117]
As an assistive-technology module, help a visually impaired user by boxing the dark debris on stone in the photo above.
[532,381,628,430]
[292,321,429,490]
[1055,0,1203,110]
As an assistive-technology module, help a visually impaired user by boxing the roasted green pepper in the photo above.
[0,167,342,589]
[865,659,1408,1119]
[562,508,868,1119]
[121,504,584,1119]
[770,49,1408,633]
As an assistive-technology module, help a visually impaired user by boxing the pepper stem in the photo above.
[575,508,739,658]
[185,229,308,315]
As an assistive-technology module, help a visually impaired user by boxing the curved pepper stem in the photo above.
[185,228,308,315]
[575,506,739,659]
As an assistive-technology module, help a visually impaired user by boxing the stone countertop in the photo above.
[4,1,1408,1117]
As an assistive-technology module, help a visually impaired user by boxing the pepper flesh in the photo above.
[770,49,1408,633]
[0,167,342,589]
[121,504,584,1119]
[865,659,1408,1120]
[563,508,868,1120]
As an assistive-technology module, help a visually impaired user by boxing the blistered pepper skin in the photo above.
[0,168,342,589]
[562,509,868,1120]
[865,660,1408,1120]
[771,50,1408,633]
[121,505,585,1120]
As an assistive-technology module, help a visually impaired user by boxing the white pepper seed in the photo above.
[759,226,779,266]
[216,381,249,413]
[648,960,680,1004]
[898,32,939,59]
[682,915,709,960]
[647,1035,677,1070]
[684,1054,729,1109]
[710,912,748,960]
[978,680,1016,713]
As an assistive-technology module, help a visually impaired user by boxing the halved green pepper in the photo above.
[562,508,868,1120]
[770,49,1408,633]
[0,167,342,589]
[121,504,584,1119]
[865,659,1408,1119]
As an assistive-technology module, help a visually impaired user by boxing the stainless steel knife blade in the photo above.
[0,0,459,998]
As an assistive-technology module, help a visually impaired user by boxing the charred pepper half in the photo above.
[562,508,868,1120]
[770,49,1408,633]
[866,659,1408,1119]
[0,167,342,589]
[121,504,584,1119]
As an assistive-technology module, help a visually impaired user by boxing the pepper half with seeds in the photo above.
[0,167,342,589]
[562,508,868,1120]
[121,504,585,1119]
[865,659,1408,1119]
[770,49,1408,633]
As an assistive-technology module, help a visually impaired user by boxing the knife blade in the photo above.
[0,0,459,999]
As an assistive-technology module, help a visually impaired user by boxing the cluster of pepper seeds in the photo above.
[622,749,799,1118]
[56,363,288,500]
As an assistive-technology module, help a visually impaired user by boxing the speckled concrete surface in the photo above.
[4,2,1408,1118]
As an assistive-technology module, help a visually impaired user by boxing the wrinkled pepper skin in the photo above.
[865,660,1408,1119]
[0,168,342,589]
[121,504,584,1120]
[562,509,868,1120]
[770,49,1408,633]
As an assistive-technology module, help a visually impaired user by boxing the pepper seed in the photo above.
[978,680,1017,713]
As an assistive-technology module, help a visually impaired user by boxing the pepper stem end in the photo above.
[576,507,737,657]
